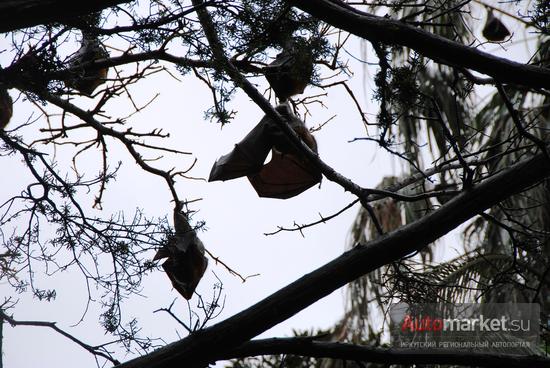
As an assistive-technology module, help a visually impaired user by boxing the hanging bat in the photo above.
[208,114,274,181]
[248,148,321,199]
[248,105,321,198]
[66,36,109,96]
[209,103,321,199]
[153,205,208,300]
[0,86,13,130]
[264,40,313,102]
[482,10,510,42]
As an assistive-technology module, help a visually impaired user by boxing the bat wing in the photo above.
[161,247,208,300]
[248,150,321,199]
[161,258,194,300]
[209,116,274,181]
[208,145,263,181]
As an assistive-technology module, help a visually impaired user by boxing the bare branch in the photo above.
[0,310,120,364]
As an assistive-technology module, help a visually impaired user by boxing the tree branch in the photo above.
[0,0,134,33]
[0,310,119,364]
[288,0,550,90]
[218,337,550,368]
[116,145,550,367]
[190,0,387,208]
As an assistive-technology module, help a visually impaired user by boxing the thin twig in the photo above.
[496,83,549,160]
[0,310,119,364]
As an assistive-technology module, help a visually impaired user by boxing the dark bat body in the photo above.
[156,244,208,300]
[248,149,321,199]
[153,206,208,300]
[66,37,109,96]
[482,11,510,42]
[209,104,321,199]
[264,41,313,102]
[0,86,13,130]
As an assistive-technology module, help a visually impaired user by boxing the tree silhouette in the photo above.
[1,0,549,367]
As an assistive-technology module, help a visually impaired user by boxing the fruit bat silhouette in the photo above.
[0,86,13,130]
[66,35,109,96]
[482,10,510,42]
[209,103,321,199]
[153,205,208,300]
[264,41,313,102]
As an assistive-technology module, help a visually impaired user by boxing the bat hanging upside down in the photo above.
[65,34,109,96]
[264,40,314,102]
[153,204,208,300]
[209,103,322,199]
[482,10,510,42]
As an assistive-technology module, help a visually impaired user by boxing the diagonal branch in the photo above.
[288,0,550,90]
[116,145,550,367]
[496,83,549,159]
[190,0,392,210]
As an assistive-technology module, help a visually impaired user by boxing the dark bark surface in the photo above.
[0,0,134,33]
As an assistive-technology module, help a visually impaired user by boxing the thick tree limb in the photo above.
[0,0,134,33]
[218,337,550,368]
[117,144,550,367]
[288,0,550,90]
